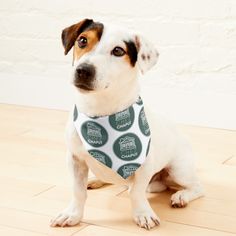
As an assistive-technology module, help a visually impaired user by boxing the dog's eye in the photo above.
[111,47,126,57]
[77,36,87,48]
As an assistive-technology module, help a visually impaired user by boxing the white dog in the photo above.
[51,19,203,230]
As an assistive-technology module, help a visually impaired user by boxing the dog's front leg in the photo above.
[130,159,160,230]
[50,151,88,227]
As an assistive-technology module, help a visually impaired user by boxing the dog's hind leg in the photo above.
[168,152,204,208]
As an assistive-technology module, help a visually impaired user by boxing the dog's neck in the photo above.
[74,80,140,117]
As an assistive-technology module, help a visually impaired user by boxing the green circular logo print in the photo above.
[113,133,142,161]
[136,96,143,105]
[117,163,141,179]
[81,121,108,147]
[88,150,112,168]
[73,105,78,122]
[109,107,135,132]
[138,107,150,136]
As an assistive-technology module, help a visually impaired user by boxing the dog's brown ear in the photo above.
[61,19,94,55]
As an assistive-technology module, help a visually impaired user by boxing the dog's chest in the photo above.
[73,98,151,179]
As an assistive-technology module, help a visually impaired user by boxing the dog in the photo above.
[50,18,204,230]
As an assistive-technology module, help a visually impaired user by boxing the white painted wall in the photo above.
[0,0,236,129]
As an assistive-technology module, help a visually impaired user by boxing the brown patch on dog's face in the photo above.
[124,40,138,67]
[61,19,103,57]
[62,19,93,55]
[73,29,101,61]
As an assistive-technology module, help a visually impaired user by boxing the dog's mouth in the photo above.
[74,82,94,91]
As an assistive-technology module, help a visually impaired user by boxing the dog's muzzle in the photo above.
[74,63,96,91]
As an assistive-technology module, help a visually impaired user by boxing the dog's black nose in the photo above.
[75,63,95,81]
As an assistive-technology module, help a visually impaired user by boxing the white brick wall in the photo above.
[0,0,236,129]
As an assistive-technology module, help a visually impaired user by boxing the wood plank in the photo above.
[28,185,236,234]
[0,176,54,197]
[0,137,69,185]
[35,184,128,202]
[4,167,232,234]
[179,125,236,165]
[84,194,236,234]
[1,178,236,233]
[0,161,69,186]
[0,207,86,236]
[223,156,236,166]
[0,192,66,217]
[198,164,236,188]
[73,225,138,236]
[0,225,47,236]
[73,224,235,236]
[0,104,68,126]
[82,204,236,235]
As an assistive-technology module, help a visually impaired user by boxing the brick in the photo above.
[10,62,45,76]
[193,47,233,73]
[0,0,92,15]
[43,63,71,78]
[229,0,236,18]
[157,46,200,74]
[0,0,20,12]
[89,1,163,18]
[0,38,67,63]
[200,22,236,48]
[1,14,61,39]
[0,62,13,73]
[191,74,236,94]
[133,20,200,46]
[155,0,230,19]
[90,0,230,19]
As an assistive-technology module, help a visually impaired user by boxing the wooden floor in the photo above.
[0,104,236,236]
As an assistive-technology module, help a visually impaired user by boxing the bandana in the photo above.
[73,97,151,179]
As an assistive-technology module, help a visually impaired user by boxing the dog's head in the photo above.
[62,19,159,93]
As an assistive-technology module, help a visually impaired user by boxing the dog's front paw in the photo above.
[133,210,160,230]
[50,206,82,227]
